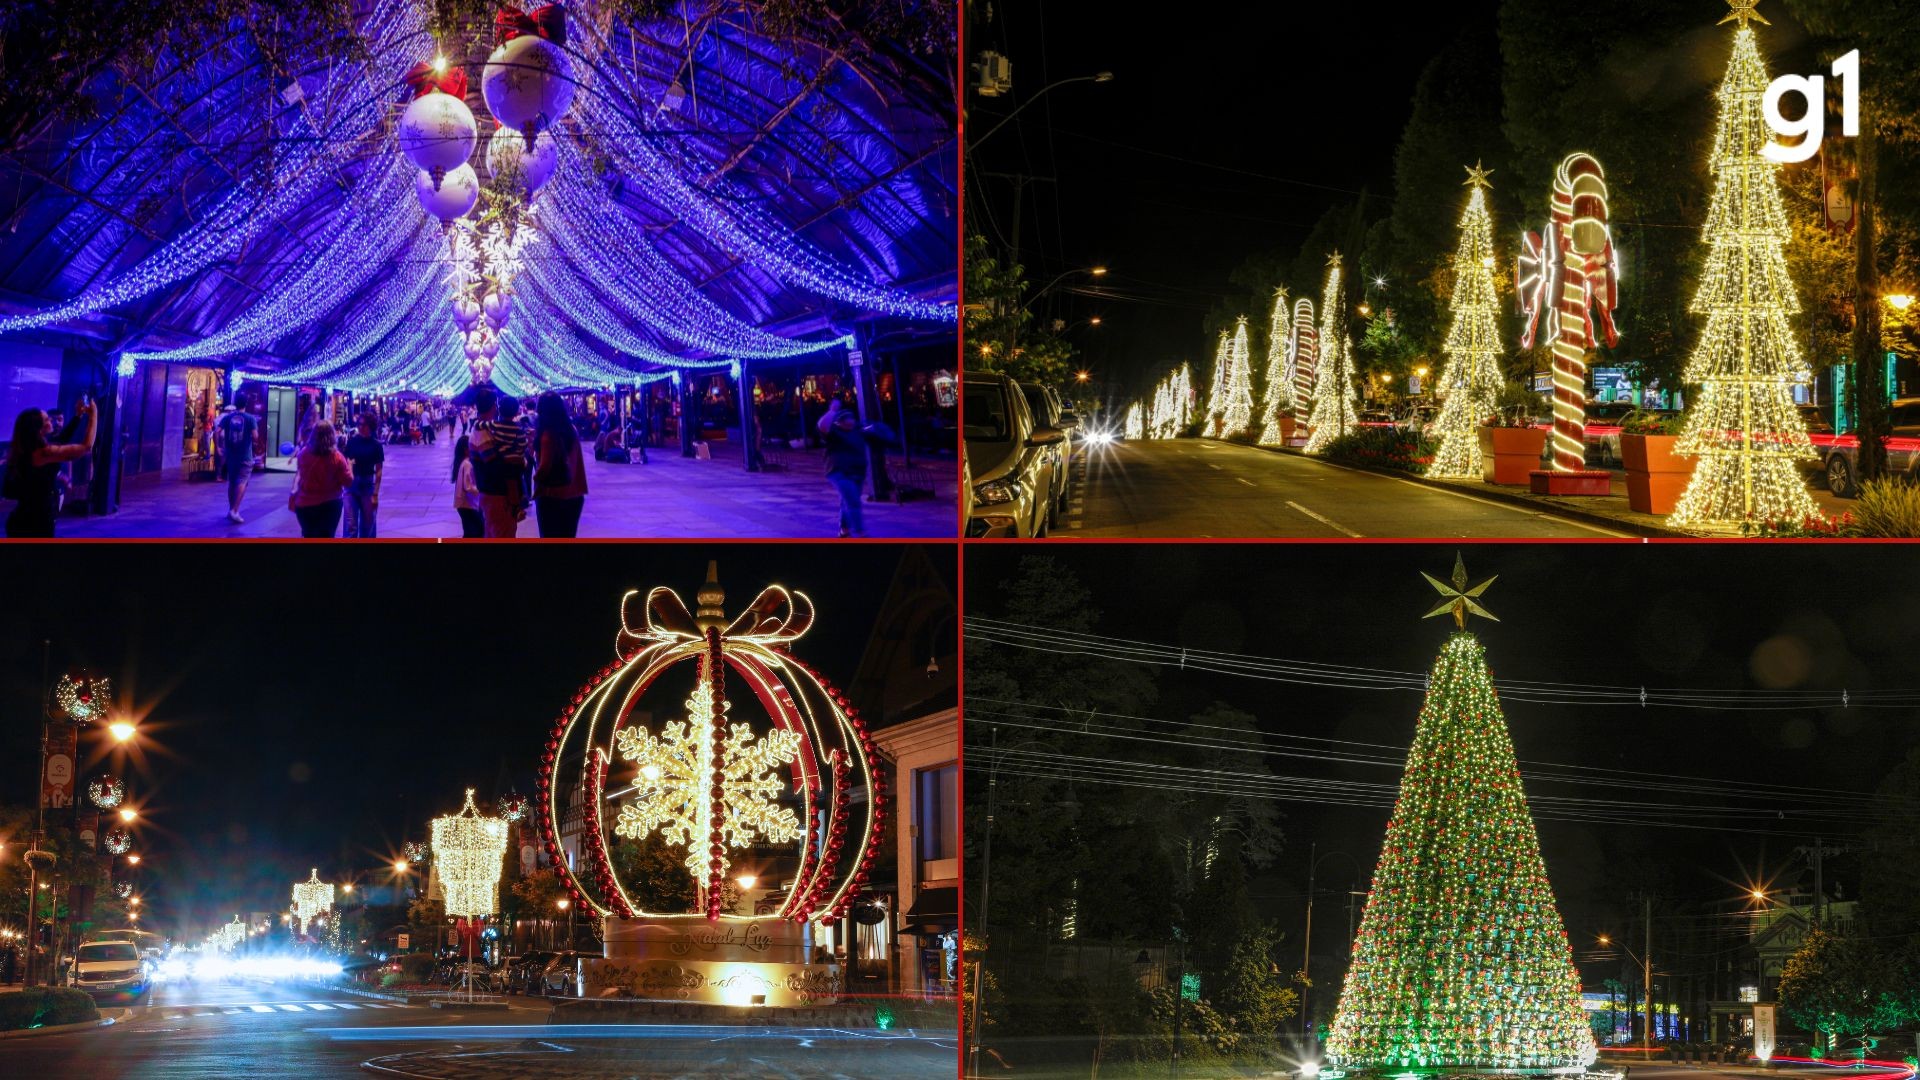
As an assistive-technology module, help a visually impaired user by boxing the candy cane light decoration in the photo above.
[538,562,885,926]
[1519,152,1621,486]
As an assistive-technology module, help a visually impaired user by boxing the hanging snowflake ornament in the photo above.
[104,828,132,855]
[88,775,126,810]
[53,668,112,723]
[539,562,886,925]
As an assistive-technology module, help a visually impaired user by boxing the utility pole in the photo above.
[1302,841,1316,1044]
[968,725,999,1080]
[1812,837,1824,930]
[1643,895,1654,1053]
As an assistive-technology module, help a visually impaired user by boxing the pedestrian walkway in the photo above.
[151,1000,418,1019]
[43,436,955,539]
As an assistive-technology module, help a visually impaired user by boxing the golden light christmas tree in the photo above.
[1325,555,1596,1073]
[1216,316,1256,437]
[1669,0,1820,529]
[1428,165,1506,479]
[1259,288,1295,445]
[1304,253,1357,453]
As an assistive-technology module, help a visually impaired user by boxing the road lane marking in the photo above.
[306,1002,335,1009]
[1375,474,1633,537]
[1207,463,1222,470]
[276,1004,307,1011]
[250,1005,274,1013]
[333,1002,361,1009]
[1285,501,1363,538]
[1236,478,1256,487]
[223,1008,242,1014]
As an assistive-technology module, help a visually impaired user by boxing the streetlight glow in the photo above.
[1888,294,1914,310]
[1090,316,1102,325]
[1090,266,1108,276]
[736,874,757,891]
[118,807,137,822]
[394,859,409,873]
[126,854,141,865]
[109,721,136,743]
[556,898,570,911]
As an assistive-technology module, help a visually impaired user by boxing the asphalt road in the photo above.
[1056,439,1630,538]
[0,979,956,1078]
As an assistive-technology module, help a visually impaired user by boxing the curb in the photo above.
[0,1016,115,1040]
[1245,441,1696,539]
[428,1000,509,1010]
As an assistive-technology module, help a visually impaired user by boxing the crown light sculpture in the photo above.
[432,789,510,920]
[537,562,887,1007]
[291,869,335,937]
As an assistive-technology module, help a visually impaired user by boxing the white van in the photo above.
[69,940,151,1003]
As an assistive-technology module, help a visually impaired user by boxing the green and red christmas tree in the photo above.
[1324,556,1596,1073]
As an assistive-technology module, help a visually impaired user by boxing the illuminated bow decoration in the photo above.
[403,61,468,100]
[619,584,816,651]
[495,4,568,46]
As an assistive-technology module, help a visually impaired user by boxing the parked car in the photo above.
[69,940,151,1004]
[503,952,554,995]
[537,951,598,997]
[1019,381,1073,519]
[446,961,498,992]
[1809,397,1920,497]
[963,370,1063,538]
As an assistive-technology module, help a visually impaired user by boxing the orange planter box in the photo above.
[1620,434,1695,515]
[1477,427,1547,485]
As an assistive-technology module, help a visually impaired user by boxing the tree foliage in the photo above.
[1779,926,1906,1037]
[965,234,1077,389]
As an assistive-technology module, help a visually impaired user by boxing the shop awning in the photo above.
[901,886,957,932]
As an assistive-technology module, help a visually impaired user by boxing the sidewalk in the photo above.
[1253,443,1852,539]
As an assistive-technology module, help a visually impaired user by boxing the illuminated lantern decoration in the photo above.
[452,297,482,332]
[1518,152,1620,493]
[482,33,576,151]
[53,668,112,723]
[431,789,509,918]
[539,562,885,926]
[104,828,131,855]
[1325,556,1596,1072]
[415,164,481,224]
[486,127,558,194]
[499,792,529,823]
[88,775,126,810]
[397,91,479,191]
[481,289,513,330]
[291,868,335,936]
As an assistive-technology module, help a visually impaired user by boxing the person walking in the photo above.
[533,392,589,538]
[4,399,96,538]
[289,420,352,537]
[342,413,385,538]
[452,434,482,538]
[217,397,257,524]
[469,389,528,538]
[817,398,887,537]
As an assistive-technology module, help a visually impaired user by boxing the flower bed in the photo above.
[1319,427,1436,474]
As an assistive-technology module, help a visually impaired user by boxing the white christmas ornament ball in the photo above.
[397,91,479,183]
[416,164,479,222]
[482,36,575,146]
[486,127,557,192]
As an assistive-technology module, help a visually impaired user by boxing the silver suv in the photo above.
[964,371,1064,538]
[1813,398,1920,497]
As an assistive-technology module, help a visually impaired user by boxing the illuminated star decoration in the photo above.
[1421,553,1499,630]
[612,683,804,885]
[1719,0,1769,27]
[1464,161,1495,189]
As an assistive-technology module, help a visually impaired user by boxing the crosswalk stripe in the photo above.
[304,1002,334,1010]
[275,1004,306,1012]
[249,1005,273,1013]
[332,1002,361,1009]
[223,1008,242,1015]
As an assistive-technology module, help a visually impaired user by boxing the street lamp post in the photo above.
[969,72,1115,150]
[1301,846,1364,1054]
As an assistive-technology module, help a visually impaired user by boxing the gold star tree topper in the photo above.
[1464,161,1495,189]
[1720,0,1768,28]
[1421,553,1499,630]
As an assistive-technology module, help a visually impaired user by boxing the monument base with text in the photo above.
[580,916,843,1008]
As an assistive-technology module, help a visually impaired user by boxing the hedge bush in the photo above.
[1318,426,1435,474]
[0,987,100,1031]
[1853,479,1920,538]
[396,953,437,982]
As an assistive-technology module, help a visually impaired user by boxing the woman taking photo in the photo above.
[288,420,352,537]
[4,399,96,537]
[532,392,588,537]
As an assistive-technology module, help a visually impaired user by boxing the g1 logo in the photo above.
[1764,49,1859,164]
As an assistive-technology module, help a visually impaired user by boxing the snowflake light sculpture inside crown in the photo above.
[538,562,887,924]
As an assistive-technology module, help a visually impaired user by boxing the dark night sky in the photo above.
[964,542,1920,979]
[968,2,1473,385]
[0,543,950,941]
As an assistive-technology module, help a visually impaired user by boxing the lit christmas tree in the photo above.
[1124,402,1144,440]
[1325,555,1597,1074]
[1259,288,1295,445]
[1215,316,1256,438]
[1204,331,1231,436]
[1428,164,1506,479]
[1304,253,1357,453]
[1669,0,1819,529]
